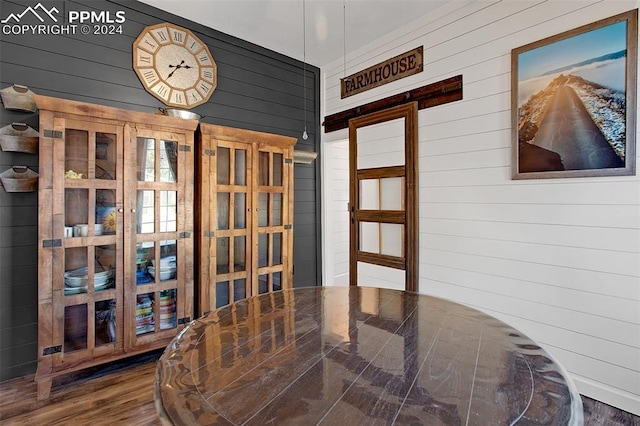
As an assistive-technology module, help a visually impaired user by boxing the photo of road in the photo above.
[514,16,632,177]
[532,85,624,170]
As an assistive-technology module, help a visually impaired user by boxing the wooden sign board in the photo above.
[340,46,423,98]
[325,74,463,133]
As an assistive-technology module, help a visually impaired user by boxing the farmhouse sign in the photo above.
[340,46,423,98]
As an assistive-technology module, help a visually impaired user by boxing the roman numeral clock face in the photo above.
[133,22,217,109]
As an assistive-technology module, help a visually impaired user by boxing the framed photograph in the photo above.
[512,9,637,179]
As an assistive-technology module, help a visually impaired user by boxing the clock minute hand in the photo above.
[166,60,186,79]
[167,68,177,79]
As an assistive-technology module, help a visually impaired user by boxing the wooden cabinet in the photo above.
[34,96,198,400]
[197,124,296,315]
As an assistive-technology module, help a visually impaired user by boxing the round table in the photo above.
[155,286,583,425]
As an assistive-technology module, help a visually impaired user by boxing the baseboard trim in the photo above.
[572,374,640,416]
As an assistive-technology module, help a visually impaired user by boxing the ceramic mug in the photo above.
[74,224,89,237]
[64,227,73,238]
[94,224,103,236]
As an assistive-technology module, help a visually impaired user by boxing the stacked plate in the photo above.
[64,267,113,293]
[159,290,177,330]
[135,294,155,335]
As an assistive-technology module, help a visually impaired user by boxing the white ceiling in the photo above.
[138,0,447,67]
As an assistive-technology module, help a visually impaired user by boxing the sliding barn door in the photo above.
[349,103,418,292]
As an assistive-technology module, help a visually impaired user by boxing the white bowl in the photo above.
[147,266,176,281]
[151,256,177,268]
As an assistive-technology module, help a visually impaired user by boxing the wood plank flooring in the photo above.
[0,349,638,425]
[0,351,163,426]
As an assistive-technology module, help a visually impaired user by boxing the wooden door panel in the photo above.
[349,103,418,292]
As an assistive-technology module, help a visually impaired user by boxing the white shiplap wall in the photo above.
[321,0,640,415]
[322,139,350,286]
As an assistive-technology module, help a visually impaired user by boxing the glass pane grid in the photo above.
[359,177,404,211]
[212,147,289,303]
[359,222,404,258]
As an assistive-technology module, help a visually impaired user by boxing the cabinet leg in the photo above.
[36,378,52,400]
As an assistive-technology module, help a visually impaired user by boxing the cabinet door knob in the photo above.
[131,208,136,213]
[118,208,124,213]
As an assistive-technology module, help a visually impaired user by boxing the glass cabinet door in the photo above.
[213,142,251,308]
[59,120,123,363]
[197,125,295,315]
[254,148,289,296]
[129,131,189,347]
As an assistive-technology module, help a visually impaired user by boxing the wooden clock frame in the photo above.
[133,22,217,109]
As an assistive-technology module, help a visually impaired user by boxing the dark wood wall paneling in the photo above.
[0,0,321,381]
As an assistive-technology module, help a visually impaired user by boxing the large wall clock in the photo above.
[133,22,217,109]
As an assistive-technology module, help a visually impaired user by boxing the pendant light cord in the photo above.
[343,0,346,78]
[302,0,308,139]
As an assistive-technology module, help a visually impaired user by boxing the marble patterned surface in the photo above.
[156,286,583,425]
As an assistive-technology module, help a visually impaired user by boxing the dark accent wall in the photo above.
[0,0,321,381]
